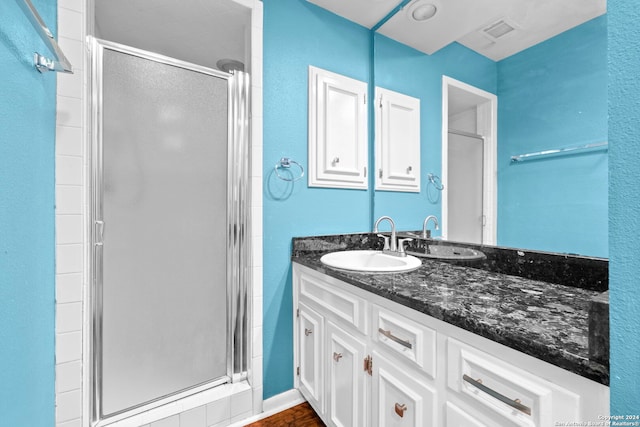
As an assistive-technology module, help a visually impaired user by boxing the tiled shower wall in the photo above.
[54,0,264,425]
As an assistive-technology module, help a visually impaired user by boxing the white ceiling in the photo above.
[95,0,251,70]
[309,0,606,61]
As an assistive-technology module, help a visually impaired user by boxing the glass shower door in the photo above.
[97,44,230,417]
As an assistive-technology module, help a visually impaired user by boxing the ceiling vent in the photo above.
[482,19,516,40]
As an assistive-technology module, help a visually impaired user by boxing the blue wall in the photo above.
[373,36,497,231]
[497,16,608,257]
[0,0,57,424]
[609,0,640,415]
[262,0,372,398]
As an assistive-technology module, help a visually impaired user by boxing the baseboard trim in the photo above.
[230,389,304,426]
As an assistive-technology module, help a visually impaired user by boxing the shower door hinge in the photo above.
[296,308,300,318]
[364,355,373,376]
[364,167,367,178]
[296,366,300,376]
[379,169,383,178]
[364,94,367,105]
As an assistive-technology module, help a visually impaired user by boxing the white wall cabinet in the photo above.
[375,87,421,192]
[292,263,609,427]
[308,66,368,189]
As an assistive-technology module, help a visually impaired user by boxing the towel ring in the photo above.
[428,173,444,191]
[275,157,305,182]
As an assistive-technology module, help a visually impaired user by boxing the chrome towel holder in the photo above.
[428,173,444,191]
[14,0,73,73]
[275,157,305,182]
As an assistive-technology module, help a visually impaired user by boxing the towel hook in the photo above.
[428,173,444,191]
[275,157,305,182]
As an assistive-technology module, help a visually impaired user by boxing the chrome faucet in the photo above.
[374,216,397,252]
[374,216,413,257]
[422,215,439,238]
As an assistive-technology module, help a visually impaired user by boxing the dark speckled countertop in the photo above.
[292,233,609,386]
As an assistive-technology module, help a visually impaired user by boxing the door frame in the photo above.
[441,76,497,245]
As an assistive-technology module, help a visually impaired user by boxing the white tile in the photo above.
[250,207,262,237]
[58,37,84,72]
[57,418,82,427]
[251,266,262,297]
[56,389,82,423]
[252,326,262,358]
[57,244,83,274]
[56,360,82,393]
[230,409,253,425]
[150,415,179,427]
[56,155,83,185]
[206,397,230,426]
[252,296,262,327]
[56,273,83,303]
[56,185,83,214]
[251,88,262,119]
[250,356,262,388]
[56,302,83,333]
[179,406,206,427]
[59,0,84,13]
[209,421,229,427]
[140,402,182,424]
[58,68,83,99]
[250,56,262,88]
[57,96,83,128]
[230,389,252,418]
[56,331,82,363]
[56,214,83,244]
[250,177,262,208]
[58,7,83,41]
[56,125,83,156]
[251,387,263,415]
[250,144,262,178]
[251,240,262,269]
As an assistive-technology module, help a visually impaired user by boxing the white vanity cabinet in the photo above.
[308,66,369,189]
[293,263,609,427]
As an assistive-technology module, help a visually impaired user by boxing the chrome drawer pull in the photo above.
[304,328,312,336]
[333,352,343,362]
[378,328,412,349]
[463,374,532,416]
[394,403,407,418]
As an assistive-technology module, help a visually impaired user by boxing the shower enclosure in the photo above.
[90,39,250,423]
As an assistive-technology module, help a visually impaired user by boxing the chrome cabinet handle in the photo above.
[378,328,412,349]
[333,352,343,362]
[304,328,312,336]
[463,374,532,416]
[394,403,407,418]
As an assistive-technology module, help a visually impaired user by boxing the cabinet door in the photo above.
[298,303,324,414]
[445,402,490,427]
[375,87,421,192]
[326,321,368,427]
[309,66,368,189]
[371,351,437,427]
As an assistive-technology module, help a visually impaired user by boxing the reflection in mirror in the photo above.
[372,2,607,258]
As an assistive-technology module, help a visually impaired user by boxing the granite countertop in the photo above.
[292,234,609,386]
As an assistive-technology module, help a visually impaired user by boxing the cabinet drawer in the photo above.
[447,338,579,427]
[372,304,436,379]
[298,269,367,333]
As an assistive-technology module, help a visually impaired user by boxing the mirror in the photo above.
[371,1,608,258]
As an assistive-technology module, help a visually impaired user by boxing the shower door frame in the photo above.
[88,38,251,426]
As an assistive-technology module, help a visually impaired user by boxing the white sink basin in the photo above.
[320,250,422,273]
[408,245,485,261]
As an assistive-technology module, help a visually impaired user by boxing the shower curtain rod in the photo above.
[15,0,73,73]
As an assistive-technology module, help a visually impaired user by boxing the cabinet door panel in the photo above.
[445,402,490,427]
[327,322,367,427]
[371,351,437,427]
[375,87,421,192]
[298,303,324,414]
[309,66,368,189]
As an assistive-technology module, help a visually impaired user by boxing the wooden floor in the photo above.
[245,402,325,427]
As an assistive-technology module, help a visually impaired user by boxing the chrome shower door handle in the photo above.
[95,220,105,246]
